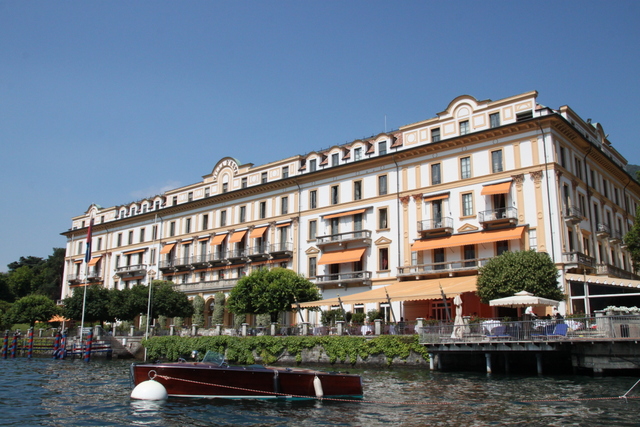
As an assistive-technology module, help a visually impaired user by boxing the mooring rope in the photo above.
[153,374,640,405]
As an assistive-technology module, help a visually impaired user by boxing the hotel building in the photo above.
[61,91,640,326]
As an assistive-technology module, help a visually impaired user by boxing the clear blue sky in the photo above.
[1,1,639,272]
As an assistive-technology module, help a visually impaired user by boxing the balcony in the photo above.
[115,263,147,277]
[608,229,623,244]
[596,263,640,280]
[563,205,583,225]
[596,223,610,239]
[314,271,372,289]
[226,248,249,263]
[247,244,270,260]
[66,274,80,284]
[397,257,492,279]
[87,268,102,281]
[478,207,518,229]
[172,278,239,293]
[417,217,453,238]
[268,242,293,258]
[562,251,595,270]
[315,230,372,248]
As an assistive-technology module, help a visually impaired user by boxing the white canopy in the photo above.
[489,290,560,308]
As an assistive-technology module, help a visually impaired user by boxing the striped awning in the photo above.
[412,226,525,252]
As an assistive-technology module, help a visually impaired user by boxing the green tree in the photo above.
[62,285,110,324]
[227,267,321,322]
[0,272,13,302]
[38,248,66,299]
[5,294,59,327]
[151,281,194,319]
[7,266,36,299]
[476,250,563,304]
[192,295,205,326]
[211,292,226,325]
[623,205,640,274]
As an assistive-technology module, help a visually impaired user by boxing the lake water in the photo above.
[1,357,639,426]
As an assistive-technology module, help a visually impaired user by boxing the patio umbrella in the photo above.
[451,295,465,339]
[489,290,560,308]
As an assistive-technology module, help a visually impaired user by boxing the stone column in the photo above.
[242,323,248,337]
[302,322,310,336]
[374,319,383,335]
[271,322,277,336]
[215,324,222,336]
[170,325,175,336]
[336,321,344,336]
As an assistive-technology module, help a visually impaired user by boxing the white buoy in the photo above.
[313,375,323,398]
[131,380,168,400]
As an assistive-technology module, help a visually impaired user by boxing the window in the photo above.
[490,112,500,128]
[602,178,609,199]
[378,207,388,229]
[150,248,156,265]
[378,175,388,196]
[140,228,145,242]
[309,159,317,172]
[172,196,178,206]
[379,247,389,271]
[282,166,289,178]
[202,215,209,231]
[308,220,317,240]
[279,226,289,250]
[433,248,445,270]
[261,172,267,184]
[116,233,122,247]
[185,218,191,234]
[331,153,339,166]
[222,182,228,193]
[128,231,133,245]
[354,147,362,161]
[559,146,567,169]
[463,244,476,267]
[378,141,387,155]
[220,210,227,227]
[169,222,175,237]
[241,177,247,188]
[529,229,537,251]
[239,206,246,223]
[281,197,288,215]
[460,156,471,179]
[574,158,583,180]
[97,237,102,251]
[330,218,339,236]
[354,180,362,201]
[462,193,473,216]
[431,163,441,185]
[259,201,267,219]
[497,240,509,255]
[459,120,469,135]
[308,257,317,278]
[516,111,533,121]
[331,185,339,205]
[491,150,503,173]
[354,213,363,234]
[309,190,317,209]
[431,128,440,142]
[204,187,210,197]
[154,201,160,210]
[152,225,158,240]
[188,192,193,202]
[432,200,442,224]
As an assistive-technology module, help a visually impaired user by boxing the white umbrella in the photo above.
[489,290,560,308]
[451,295,465,339]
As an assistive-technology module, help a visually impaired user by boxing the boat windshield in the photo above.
[201,351,225,365]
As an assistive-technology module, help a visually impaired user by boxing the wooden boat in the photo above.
[130,351,363,400]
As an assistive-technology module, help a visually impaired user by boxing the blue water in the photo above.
[1,357,638,426]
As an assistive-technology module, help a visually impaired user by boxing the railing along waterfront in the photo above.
[418,314,640,344]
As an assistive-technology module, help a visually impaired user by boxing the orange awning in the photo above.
[249,227,268,238]
[74,259,83,264]
[210,234,227,245]
[411,226,525,252]
[87,256,101,266]
[160,243,176,254]
[124,248,146,254]
[229,230,247,243]
[276,221,291,228]
[298,276,477,308]
[318,247,366,265]
[481,181,512,196]
[323,208,367,220]
[423,193,450,202]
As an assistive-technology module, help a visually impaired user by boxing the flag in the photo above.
[85,218,94,263]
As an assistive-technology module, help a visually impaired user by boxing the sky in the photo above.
[1,1,639,272]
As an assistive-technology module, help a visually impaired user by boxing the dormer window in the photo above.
[460,120,470,135]
[379,141,387,155]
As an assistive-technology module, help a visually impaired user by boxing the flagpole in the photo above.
[80,217,94,339]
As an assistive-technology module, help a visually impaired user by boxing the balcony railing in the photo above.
[563,205,583,224]
[596,263,640,280]
[87,268,102,280]
[562,251,595,268]
[115,264,147,275]
[316,230,372,246]
[172,279,239,293]
[417,217,454,236]
[608,229,623,244]
[596,223,610,238]
[314,270,372,286]
[478,207,518,226]
[397,257,492,277]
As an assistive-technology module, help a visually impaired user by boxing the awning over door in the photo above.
[411,226,525,252]
[249,227,267,239]
[565,274,640,288]
[298,276,478,308]
[323,208,367,220]
[87,256,102,266]
[481,181,512,196]
[229,230,247,243]
[210,234,227,246]
[160,243,175,254]
[317,247,366,265]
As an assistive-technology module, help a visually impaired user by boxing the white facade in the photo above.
[61,91,640,324]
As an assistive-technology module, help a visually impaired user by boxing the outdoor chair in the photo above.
[487,326,510,339]
[531,324,555,339]
[547,323,568,339]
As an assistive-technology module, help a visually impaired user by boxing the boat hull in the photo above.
[131,362,363,399]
